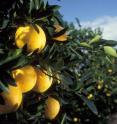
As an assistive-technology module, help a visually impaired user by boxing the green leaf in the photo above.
[101,39,117,46]
[29,0,35,14]
[112,88,117,94]
[0,94,5,105]
[19,0,23,4]
[80,95,98,115]
[61,74,73,85]
[34,0,40,10]
[28,112,41,120]
[105,56,113,64]
[0,49,4,54]
[1,19,9,29]
[48,5,61,12]
[0,80,9,92]
[61,113,66,124]
[0,71,16,86]
[71,81,84,91]
[32,24,39,33]
[80,71,92,83]
[47,27,54,36]
[0,49,22,66]
[53,11,64,25]
[53,58,64,71]
[69,47,83,59]
[10,56,31,70]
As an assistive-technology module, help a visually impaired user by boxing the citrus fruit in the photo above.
[45,97,60,120]
[73,117,81,122]
[104,46,117,57]
[87,94,93,100]
[80,42,91,48]
[53,73,61,84]
[89,35,101,44]
[12,65,37,93]
[15,25,46,52]
[0,85,22,114]
[33,69,53,93]
[106,92,111,97]
[108,69,112,73]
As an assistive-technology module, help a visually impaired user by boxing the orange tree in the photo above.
[0,0,117,124]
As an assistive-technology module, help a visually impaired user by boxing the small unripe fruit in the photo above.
[104,46,117,57]
[87,94,93,100]
[80,42,91,48]
[89,35,101,44]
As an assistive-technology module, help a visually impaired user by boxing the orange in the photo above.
[45,97,60,120]
[0,85,22,114]
[12,65,37,93]
[15,25,46,52]
[33,69,53,93]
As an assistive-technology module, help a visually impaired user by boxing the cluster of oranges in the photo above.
[0,24,67,120]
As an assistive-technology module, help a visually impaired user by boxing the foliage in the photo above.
[0,0,117,124]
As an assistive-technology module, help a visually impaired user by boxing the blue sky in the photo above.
[49,0,117,40]
[49,0,117,22]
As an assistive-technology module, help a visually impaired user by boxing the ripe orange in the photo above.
[33,69,53,93]
[12,65,37,93]
[45,97,60,120]
[0,85,22,114]
[15,25,46,52]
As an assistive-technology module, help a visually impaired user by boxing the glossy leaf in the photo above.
[80,95,98,115]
